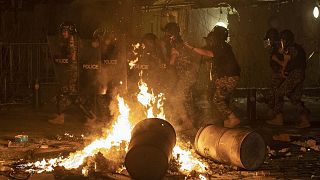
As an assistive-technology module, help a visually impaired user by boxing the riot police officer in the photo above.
[49,22,79,124]
[49,22,96,125]
[161,22,197,131]
[128,33,165,94]
[92,27,122,122]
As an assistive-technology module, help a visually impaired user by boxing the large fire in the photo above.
[20,80,208,179]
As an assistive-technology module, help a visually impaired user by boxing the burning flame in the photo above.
[22,95,131,173]
[59,95,131,169]
[137,79,207,176]
[172,142,207,173]
[137,79,165,119]
[128,57,139,69]
[20,81,208,179]
[128,43,144,69]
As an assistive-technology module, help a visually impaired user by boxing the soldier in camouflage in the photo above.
[185,25,241,128]
[267,29,310,128]
[259,28,285,112]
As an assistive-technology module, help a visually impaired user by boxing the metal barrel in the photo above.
[195,124,266,170]
[125,118,176,180]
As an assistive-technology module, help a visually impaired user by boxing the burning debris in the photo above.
[7,80,214,179]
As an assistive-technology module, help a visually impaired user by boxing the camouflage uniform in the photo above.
[273,69,308,115]
[213,76,239,121]
[264,51,285,110]
[55,34,80,115]
[273,43,309,115]
[54,33,95,120]
[210,42,240,125]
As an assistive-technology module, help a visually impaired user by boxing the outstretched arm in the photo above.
[184,42,214,58]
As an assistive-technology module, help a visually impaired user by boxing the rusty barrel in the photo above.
[125,118,176,180]
[195,125,266,170]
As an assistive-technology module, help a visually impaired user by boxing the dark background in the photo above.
[0,0,319,103]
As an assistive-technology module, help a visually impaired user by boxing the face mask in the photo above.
[263,38,271,48]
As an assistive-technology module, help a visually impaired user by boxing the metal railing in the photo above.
[0,42,56,104]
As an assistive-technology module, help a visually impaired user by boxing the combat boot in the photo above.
[224,113,240,128]
[295,113,310,128]
[48,113,65,124]
[266,113,283,126]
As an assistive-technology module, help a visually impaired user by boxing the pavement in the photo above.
[0,96,319,179]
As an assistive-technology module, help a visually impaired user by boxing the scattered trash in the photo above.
[15,135,28,143]
[8,141,25,148]
[292,139,320,152]
[273,134,291,142]
[40,144,49,149]
[267,146,276,157]
[285,152,291,156]
[306,140,317,148]
[278,148,289,153]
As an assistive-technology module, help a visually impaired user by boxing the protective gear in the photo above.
[93,27,107,40]
[203,31,215,41]
[212,25,228,42]
[59,22,77,34]
[142,33,157,51]
[266,113,284,126]
[280,29,295,49]
[162,22,180,35]
[264,28,280,48]
[143,33,157,43]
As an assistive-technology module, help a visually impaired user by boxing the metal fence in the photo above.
[0,43,56,104]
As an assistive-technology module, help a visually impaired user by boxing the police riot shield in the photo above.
[79,39,100,94]
[98,42,124,95]
[47,35,79,94]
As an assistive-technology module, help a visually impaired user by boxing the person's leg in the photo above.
[169,71,195,131]
[268,70,304,126]
[49,92,72,124]
[266,73,284,109]
[286,71,310,128]
[267,76,289,126]
[213,76,240,128]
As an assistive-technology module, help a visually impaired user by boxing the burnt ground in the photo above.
[0,96,320,179]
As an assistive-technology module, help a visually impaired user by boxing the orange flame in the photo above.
[22,81,208,179]
[23,95,131,173]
